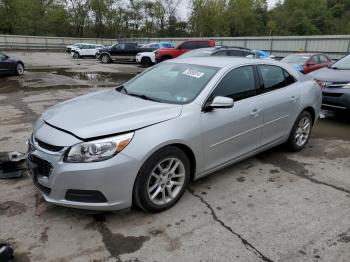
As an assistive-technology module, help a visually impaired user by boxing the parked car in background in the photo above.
[309,54,350,111]
[140,42,175,48]
[155,39,215,62]
[27,57,321,212]
[66,43,87,53]
[178,46,274,59]
[0,52,25,76]
[281,53,333,74]
[71,44,105,59]
[96,42,157,63]
[136,51,156,67]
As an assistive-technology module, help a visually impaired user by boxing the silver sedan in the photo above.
[27,57,322,212]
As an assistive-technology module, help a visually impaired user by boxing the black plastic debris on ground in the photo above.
[0,152,27,179]
[0,242,14,262]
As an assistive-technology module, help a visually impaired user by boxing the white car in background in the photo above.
[66,43,87,53]
[71,44,105,59]
[136,51,156,67]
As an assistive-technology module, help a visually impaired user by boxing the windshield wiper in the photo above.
[115,85,128,94]
[128,92,160,102]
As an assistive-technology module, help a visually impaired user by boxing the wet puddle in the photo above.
[27,68,137,83]
[0,68,137,93]
[313,110,350,141]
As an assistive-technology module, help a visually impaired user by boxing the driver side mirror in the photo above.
[204,96,234,111]
[307,61,315,66]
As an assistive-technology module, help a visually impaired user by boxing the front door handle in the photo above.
[250,109,261,117]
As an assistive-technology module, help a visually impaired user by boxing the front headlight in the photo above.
[64,132,134,163]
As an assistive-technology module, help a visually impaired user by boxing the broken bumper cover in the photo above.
[26,140,140,211]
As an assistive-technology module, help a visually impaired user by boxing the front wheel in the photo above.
[16,63,24,75]
[73,52,80,59]
[286,111,312,151]
[133,147,190,212]
[141,57,152,68]
[101,54,111,63]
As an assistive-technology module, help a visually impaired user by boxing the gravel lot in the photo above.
[0,51,349,262]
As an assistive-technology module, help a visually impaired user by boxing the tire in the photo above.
[133,146,190,212]
[73,52,80,59]
[16,63,24,76]
[141,57,152,68]
[101,54,111,63]
[286,111,313,152]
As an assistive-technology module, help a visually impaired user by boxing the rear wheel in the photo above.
[101,54,111,63]
[16,63,24,75]
[133,146,190,212]
[141,57,152,68]
[287,111,312,151]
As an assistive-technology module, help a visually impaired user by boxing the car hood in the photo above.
[308,67,350,82]
[42,89,182,140]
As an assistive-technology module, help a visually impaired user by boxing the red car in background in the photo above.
[281,53,333,74]
[155,39,215,62]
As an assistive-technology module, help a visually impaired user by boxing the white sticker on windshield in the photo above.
[182,69,204,78]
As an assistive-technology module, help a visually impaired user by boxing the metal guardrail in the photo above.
[1,34,350,59]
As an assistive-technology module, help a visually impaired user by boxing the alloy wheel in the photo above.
[147,158,186,206]
[16,64,24,75]
[295,116,311,147]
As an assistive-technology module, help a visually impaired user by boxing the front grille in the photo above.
[27,154,52,177]
[328,82,349,88]
[35,138,64,152]
[323,92,343,97]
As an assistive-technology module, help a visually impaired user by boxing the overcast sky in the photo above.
[177,0,280,19]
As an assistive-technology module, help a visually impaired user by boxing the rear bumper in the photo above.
[322,88,350,110]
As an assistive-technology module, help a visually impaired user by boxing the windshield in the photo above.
[123,62,219,104]
[331,55,350,69]
[180,48,214,58]
[281,55,310,64]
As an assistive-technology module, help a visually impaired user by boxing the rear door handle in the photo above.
[250,109,261,117]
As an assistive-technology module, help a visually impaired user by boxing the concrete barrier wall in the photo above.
[1,34,350,59]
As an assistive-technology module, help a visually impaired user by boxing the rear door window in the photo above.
[196,41,211,48]
[258,65,295,92]
[228,50,244,57]
[212,50,227,56]
[125,43,136,49]
[180,42,197,50]
[209,66,256,101]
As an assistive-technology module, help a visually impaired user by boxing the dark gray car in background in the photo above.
[309,54,350,111]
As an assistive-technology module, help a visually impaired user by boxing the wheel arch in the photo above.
[303,106,316,125]
[136,141,197,182]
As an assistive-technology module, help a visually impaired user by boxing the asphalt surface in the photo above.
[0,52,349,262]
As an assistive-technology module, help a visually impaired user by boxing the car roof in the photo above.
[171,56,281,69]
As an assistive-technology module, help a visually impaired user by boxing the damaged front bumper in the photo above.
[26,127,140,211]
